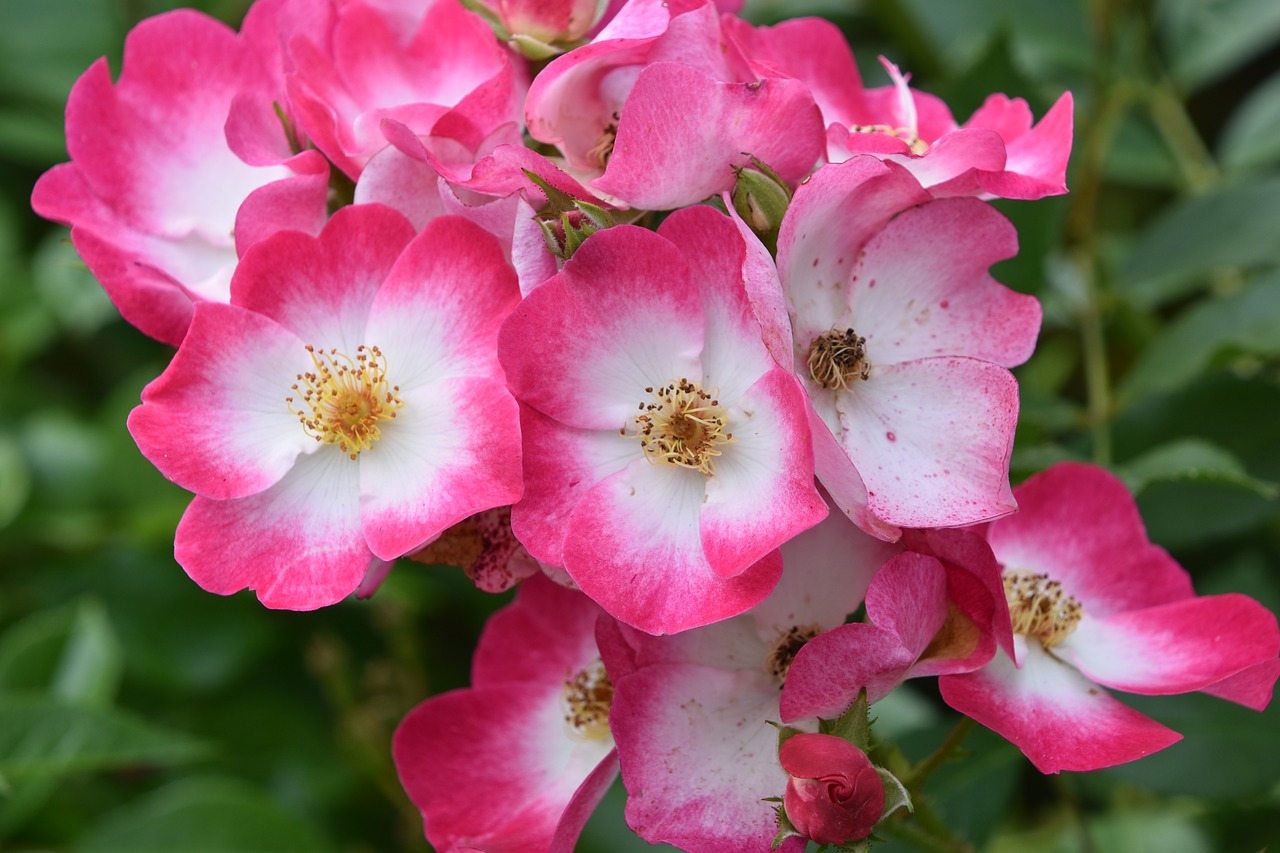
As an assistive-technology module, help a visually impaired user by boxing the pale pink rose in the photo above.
[734,16,1072,200]
[128,206,523,609]
[286,0,527,179]
[499,205,827,634]
[31,5,330,345]
[773,156,1040,535]
[524,0,824,209]
[941,463,1280,773]
[394,575,618,853]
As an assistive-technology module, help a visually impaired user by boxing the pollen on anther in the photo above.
[807,327,871,390]
[562,659,613,741]
[1003,569,1084,648]
[626,378,733,476]
[286,344,404,460]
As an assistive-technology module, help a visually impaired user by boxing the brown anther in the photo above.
[807,328,871,390]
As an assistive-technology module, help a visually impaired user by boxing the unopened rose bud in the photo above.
[779,733,884,845]
[464,0,607,58]
[731,157,792,255]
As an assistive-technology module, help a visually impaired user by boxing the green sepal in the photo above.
[770,803,803,850]
[523,169,616,260]
[768,720,807,750]
[510,33,563,60]
[818,688,873,752]
[877,767,912,818]
[730,156,792,255]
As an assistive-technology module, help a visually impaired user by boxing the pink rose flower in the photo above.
[779,733,884,845]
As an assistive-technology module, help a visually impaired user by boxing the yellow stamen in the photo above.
[562,659,613,741]
[1004,569,1084,648]
[626,378,733,476]
[286,344,404,460]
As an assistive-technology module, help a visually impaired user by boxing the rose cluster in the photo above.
[33,0,1280,850]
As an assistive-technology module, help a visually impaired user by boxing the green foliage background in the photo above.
[1,0,1279,850]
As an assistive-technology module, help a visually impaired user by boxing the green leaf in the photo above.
[0,598,122,706]
[1102,691,1280,800]
[0,694,208,780]
[1160,0,1280,91]
[1219,71,1280,172]
[1118,175,1280,308]
[1115,439,1277,499]
[1119,271,1280,402]
[76,777,336,853]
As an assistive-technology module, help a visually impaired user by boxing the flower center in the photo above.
[287,344,404,460]
[851,123,929,155]
[766,624,821,684]
[587,111,620,169]
[628,379,733,476]
[807,328,871,390]
[1003,569,1084,648]
[562,658,613,741]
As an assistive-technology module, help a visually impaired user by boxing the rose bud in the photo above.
[779,733,885,845]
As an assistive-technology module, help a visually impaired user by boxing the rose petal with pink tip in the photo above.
[940,641,1182,774]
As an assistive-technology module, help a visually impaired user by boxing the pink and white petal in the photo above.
[1059,593,1280,696]
[128,302,313,499]
[658,205,777,398]
[988,463,1195,616]
[512,197,562,296]
[1199,659,1280,711]
[498,225,704,430]
[593,65,825,210]
[55,217,198,346]
[174,450,371,609]
[850,197,1040,367]
[778,158,931,347]
[360,376,522,560]
[939,643,1182,774]
[757,499,901,639]
[232,151,331,252]
[780,623,921,722]
[233,204,417,348]
[864,553,952,657]
[700,370,826,578]
[731,16,863,129]
[394,682,615,853]
[963,94,1032,141]
[612,664,805,853]
[564,459,781,633]
[719,193,796,370]
[910,527,1016,660]
[980,92,1073,199]
[472,573,608,687]
[551,750,621,853]
[510,407,638,567]
[369,215,520,387]
[354,144,450,230]
[839,358,1018,529]
[808,401,901,541]
[879,128,1007,194]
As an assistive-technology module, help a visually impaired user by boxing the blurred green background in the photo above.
[2,0,1279,850]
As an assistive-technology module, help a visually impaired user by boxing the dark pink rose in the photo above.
[779,733,884,845]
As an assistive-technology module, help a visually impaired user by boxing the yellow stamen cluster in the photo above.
[765,624,820,684]
[851,123,929,155]
[286,344,404,460]
[563,659,613,741]
[807,328,871,390]
[1003,569,1084,648]
[626,378,733,476]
